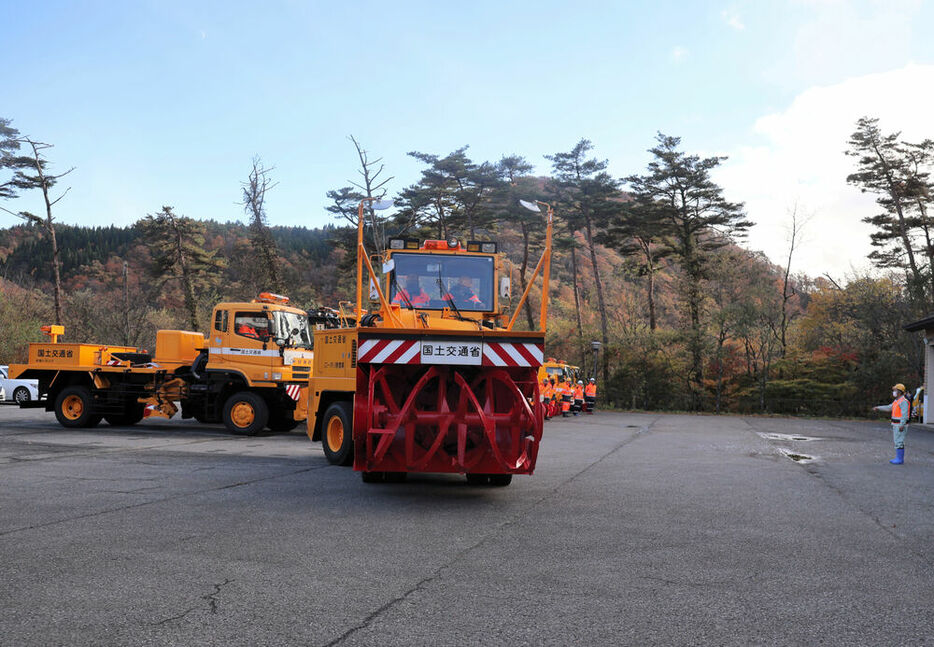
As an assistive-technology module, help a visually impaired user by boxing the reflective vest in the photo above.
[892,396,908,420]
[585,383,596,397]
[394,289,430,306]
[573,385,584,400]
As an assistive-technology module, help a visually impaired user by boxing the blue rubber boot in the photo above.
[890,448,905,465]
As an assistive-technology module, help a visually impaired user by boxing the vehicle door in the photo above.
[222,310,278,382]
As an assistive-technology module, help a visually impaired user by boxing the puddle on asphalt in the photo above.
[758,432,821,442]
[779,448,817,463]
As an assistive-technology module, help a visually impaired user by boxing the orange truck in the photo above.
[9,294,312,434]
[303,197,554,484]
[11,199,555,487]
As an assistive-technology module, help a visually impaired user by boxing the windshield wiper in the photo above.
[390,273,415,310]
[436,269,468,322]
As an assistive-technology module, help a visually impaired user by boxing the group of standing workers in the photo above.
[541,376,597,419]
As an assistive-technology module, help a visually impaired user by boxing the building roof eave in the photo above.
[904,314,934,332]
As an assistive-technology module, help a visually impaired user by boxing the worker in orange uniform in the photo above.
[394,275,430,307]
[572,380,584,415]
[236,320,269,340]
[559,379,572,417]
[548,379,559,418]
[541,378,553,420]
[584,378,597,414]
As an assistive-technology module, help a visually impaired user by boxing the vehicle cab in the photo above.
[205,292,314,385]
[382,238,509,330]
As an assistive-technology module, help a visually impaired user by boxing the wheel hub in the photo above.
[62,395,84,420]
[230,402,255,428]
[327,416,344,451]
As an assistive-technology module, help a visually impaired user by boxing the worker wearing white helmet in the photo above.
[572,380,584,415]
[584,378,597,414]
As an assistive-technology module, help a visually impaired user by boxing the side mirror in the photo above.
[500,276,511,299]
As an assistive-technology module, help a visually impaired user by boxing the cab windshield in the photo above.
[272,311,312,349]
[389,253,494,312]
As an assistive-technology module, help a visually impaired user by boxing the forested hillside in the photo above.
[2,121,930,417]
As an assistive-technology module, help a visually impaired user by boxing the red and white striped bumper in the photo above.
[357,337,543,367]
[358,338,422,364]
[481,341,543,367]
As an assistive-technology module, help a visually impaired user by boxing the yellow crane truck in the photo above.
[9,293,312,435]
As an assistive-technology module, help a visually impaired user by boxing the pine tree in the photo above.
[846,117,934,305]
[546,139,619,384]
[0,129,74,325]
[138,206,225,330]
[625,133,751,409]
[0,118,22,199]
[599,199,672,331]
[397,147,501,240]
[489,155,541,329]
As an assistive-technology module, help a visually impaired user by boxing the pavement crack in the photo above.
[151,578,233,625]
[321,419,658,647]
[203,578,232,614]
[151,606,200,626]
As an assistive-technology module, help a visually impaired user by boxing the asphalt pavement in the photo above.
[1,405,932,646]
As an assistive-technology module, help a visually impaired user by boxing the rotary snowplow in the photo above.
[307,198,554,485]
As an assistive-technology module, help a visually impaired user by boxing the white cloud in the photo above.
[670,46,688,63]
[721,9,745,30]
[714,64,934,280]
[767,0,922,87]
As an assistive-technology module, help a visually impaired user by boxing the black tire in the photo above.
[467,473,513,487]
[222,391,269,436]
[321,401,354,466]
[361,471,384,483]
[489,474,513,487]
[54,386,98,428]
[13,387,31,403]
[104,403,146,427]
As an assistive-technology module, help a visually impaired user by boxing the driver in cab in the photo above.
[236,317,270,341]
[393,274,430,307]
[449,275,483,308]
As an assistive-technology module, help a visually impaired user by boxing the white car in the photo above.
[0,365,40,404]
[0,385,5,402]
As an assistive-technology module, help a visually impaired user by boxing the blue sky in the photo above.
[3,0,933,276]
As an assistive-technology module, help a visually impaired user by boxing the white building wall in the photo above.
[924,329,934,424]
